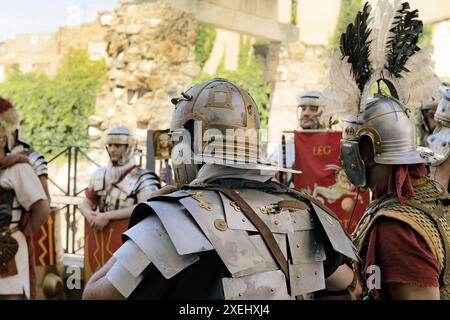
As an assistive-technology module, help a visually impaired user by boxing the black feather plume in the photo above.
[339,2,372,91]
[386,2,422,78]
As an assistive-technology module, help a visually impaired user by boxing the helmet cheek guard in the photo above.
[169,128,199,185]
[340,140,366,188]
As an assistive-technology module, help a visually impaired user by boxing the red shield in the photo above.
[33,210,58,266]
[293,131,370,233]
[84,219,129,281]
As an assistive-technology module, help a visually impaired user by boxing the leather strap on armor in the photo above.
[274,182,348,234]
[216,187,290,281]
[0,187,14,229]
[277,199,309,211]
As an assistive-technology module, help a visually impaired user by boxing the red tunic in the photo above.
[361,217,440,299]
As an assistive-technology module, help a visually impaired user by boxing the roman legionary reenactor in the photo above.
[282,90,369,233]
[297,91,325,130]
[418,99,439,148]
[5,115,63,300]
[428,86,450,198]
[0,97,50,299]
[79,126,160,281]
[82,78,362,300]
[323,1,447,299]
[278,90,325,186]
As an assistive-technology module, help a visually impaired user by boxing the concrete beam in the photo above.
[169,0,299,43]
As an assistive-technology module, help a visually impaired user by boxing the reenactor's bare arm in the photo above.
[83,258,124,300]
[78,199,97,225]
[38,175,51,204]
[91,205,136,231]
[321,264,362,300]
[30,199,51,233]
[90,185,177,231]
[386,283,440,300]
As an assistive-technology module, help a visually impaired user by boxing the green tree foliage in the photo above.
[195,24,216,68]
[0,49,106,150]
[419,23,433,48]
[290,0,298,25]
[331,0,363,48]
[195,36,271,127]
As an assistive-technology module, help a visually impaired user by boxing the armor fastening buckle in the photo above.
[230,201,241,212]
[188,191,213,211]
[260,204,279,215]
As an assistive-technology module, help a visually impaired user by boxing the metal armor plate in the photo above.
[222,270,292,300]
[219,192,257,232]
[312,203,357,260]
[179,190,265,275]
[106,259,144,298]
[124,214,199,279]
[113,239,151,278]
[28,151,48,176]
[114,168,159,198]
[91,168,107,192]
[290,209,315,231]
[289,261,325,295]
[287,230,326,264]
[237,189,295,233]
[143,200,213,255]
[101,167,160,211]
[232,234,288,278]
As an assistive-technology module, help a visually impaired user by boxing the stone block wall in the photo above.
[90,0,200,149]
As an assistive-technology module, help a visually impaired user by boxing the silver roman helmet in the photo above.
[321,1,442,187]
[169,78,293,185]
[169,78,261,185]
[105,126,136,166]
[428,86,450,166]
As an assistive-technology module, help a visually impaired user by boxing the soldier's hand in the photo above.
[92,213,110,232]
[0,154,29,169]
[85,210,97,226]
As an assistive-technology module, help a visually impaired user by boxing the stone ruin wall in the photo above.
[266,42,331,145]
[54,0,332,255]
[86,0,333,160]
[89,0,199,153]
[59,1,200,254]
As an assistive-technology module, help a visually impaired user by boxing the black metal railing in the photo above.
[35,145,144,255]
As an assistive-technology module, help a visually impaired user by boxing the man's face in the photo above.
[298,105,322,129]
[107,144,127,162]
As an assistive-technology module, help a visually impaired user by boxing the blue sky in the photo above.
[0,0,117,41]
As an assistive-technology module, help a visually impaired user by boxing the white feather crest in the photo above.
[320,53,360,116]
[321,1,439,118]
[397,47,441,108]
[368,0,402,71]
